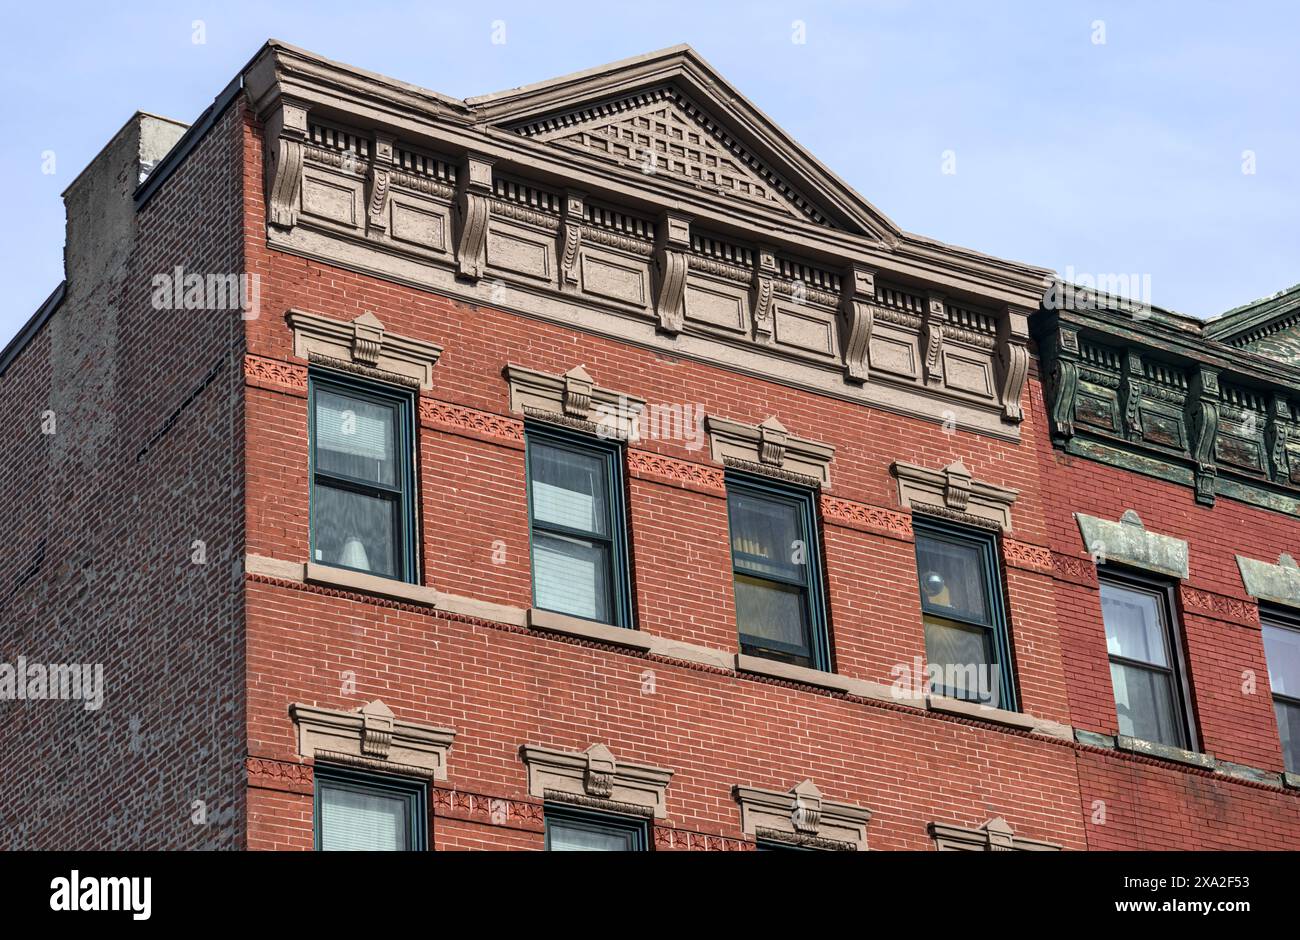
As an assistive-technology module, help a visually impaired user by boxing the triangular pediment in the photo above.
[468,46,898,241]
[1205,283,1300,365]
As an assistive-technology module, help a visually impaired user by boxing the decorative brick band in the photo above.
[1051,551,1098,588]
[652,827,755,851]
[419,399,524,445]
[245,756,313,794]
[244,354,307,394]
[432,786,545,832]
[627,450,726,495]
[1002,539,1054,575]
[1180,585,1260,629]
[819,495,913,541]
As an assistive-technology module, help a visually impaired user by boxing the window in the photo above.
[1261,609,1300,774]
[526,425,632,626]
[1099,571,1195,750]
[309,373,416,582]
[314,766,427,851]
[544,804,648,851]
[726,475,829,670]
[912,518,1015,710]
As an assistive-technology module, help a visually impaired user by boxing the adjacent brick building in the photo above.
[2,41,1298,850]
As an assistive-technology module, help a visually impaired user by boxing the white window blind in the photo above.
[319,786,407,851]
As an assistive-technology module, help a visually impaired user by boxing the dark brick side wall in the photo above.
[0,104,246,849]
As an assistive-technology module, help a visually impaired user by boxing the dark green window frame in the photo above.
[725,472,831,671]
[308,370,418,583]
[543,803,649,851]
[1098,567,1197,751]
[1259,607,1300,773]
[912,516,1017,711]
[524,422,633,628]
[313,764,428,851]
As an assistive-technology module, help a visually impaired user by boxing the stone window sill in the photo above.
[527,607,653,651]
[304,562,438,606]
[1115,734,1216,769]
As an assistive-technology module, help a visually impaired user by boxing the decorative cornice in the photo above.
[1036,306,1300,514]
[290,700,456,779]
[707,414,834,487]
[891,459,1018,532]
[734,779,871,851]
[1076,510,1189,580]
[287,309,443,389]
[520,743,674,818]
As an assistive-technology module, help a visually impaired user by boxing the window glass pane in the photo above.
[1110,660,1182,747]
[533,531,610,622]
[1275,700,1300,774]
[530,442,608,536]
[1262,623,1300,700]
[313,484,397,578]
[915,536,989,624]
[730,492,805,583]
[547,820,637,851]
[735,574,809,655]
[320,784,407,851]
[1100,583,1168,666]
[924,617,997,706]
[315,389,397,487]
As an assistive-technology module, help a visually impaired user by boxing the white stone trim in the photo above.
[288,308,443,388]
[520,743,673,818]
[1236,553,1300,608]
[528,607,653,651]
[305,561,438,606]
[504,363,644,438]
[707,414,834,486]
[892,459,1017,531]
[929,816,1060,852]
[290,699,456,779]
[1076,509,1189,579]
[735,779,871,850]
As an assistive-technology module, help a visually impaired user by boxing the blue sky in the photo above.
[2,1,1297,346]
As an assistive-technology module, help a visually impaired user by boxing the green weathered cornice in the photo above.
[1036,302,1300,515]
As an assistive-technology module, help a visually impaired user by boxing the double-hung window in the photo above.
[309,372,416,582]
[315,766,427,851]
[912,518,1016,710]
[1099,571,1195,749]
[726,475,829,670]
[1261,609,1300,773]
[544,804,648,851]
[526,424,632,627]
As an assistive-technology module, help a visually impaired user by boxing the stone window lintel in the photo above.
[290,699,456,780]
[734,779,870,851]
[505,363,645,439]
[892,459,1017,532]
[288,309,443,389]
[707,414,834,486]
[521,743,673,818]
[1076,509,1189,580]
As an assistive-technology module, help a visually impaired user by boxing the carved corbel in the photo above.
[558,191,585,291]
[264,98,309,230]
[758,416,789,466]
[653,212,691,334]
[1186,365,1220,505]
[1267,393,1292,484]
[455,152,495,282]
[1121,350,1145,440]
[998,306,1031,422]
[840,263,876,384]
[922,293,947,387]
[365,132,395,240]
[1044,324,1080,444]
[561,365,594,418]
[751,247,777,345]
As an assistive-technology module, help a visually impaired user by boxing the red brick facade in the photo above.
[3,44,1298,851]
